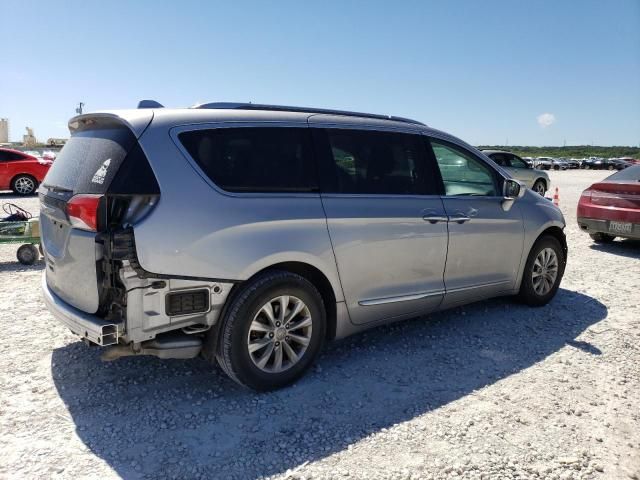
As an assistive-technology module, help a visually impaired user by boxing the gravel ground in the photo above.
[0,170,638,480]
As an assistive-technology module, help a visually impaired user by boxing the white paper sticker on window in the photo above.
[92,159,111,184]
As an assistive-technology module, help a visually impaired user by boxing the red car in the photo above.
[578,165,640,242]
[0,148,53,195]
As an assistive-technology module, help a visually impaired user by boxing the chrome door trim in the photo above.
[359,290,444,306]
[445,279,513,294]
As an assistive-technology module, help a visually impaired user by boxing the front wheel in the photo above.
[532,180,547,196]
[518,236,566,307]
[211,270,326,391]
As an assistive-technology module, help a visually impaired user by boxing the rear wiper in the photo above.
[43,184,73,194]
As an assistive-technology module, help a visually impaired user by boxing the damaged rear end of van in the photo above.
[40,111,229,360]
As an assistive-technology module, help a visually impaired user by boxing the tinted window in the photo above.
[321,129,430,195]
[430,140,497,196]
[0,151,24,162]
[179,127,317,193]
[508,155,528,168]
[489,153,508,166]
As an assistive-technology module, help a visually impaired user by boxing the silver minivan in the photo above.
[41,102,567,390]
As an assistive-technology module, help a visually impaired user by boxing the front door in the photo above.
[313,126,448,325]
[428,138,525,307]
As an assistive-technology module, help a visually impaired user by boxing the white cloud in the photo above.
[537,113,556,128]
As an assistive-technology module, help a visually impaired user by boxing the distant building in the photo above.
[23,127,37,147]
[0,118,9,144]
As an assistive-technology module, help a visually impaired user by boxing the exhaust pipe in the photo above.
[101,333,202,361]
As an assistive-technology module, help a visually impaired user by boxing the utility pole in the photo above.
[75,102,85,115]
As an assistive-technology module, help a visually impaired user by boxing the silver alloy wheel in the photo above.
[532,247,559,295]
[533,181,546,195]
[247,295,312,373]
[14,176,35,194]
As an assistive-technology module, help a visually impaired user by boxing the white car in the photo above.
[481,150,550,195]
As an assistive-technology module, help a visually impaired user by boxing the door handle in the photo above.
[422,215,449,224]
[448,213,471,224]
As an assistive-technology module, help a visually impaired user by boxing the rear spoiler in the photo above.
[68,110,154,139]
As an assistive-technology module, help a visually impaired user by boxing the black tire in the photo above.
[11,175,38,196]
[17,244,39,265]
[590,232,615,243]
[212,270,326,391]
[532,180,546,196]
[517,236,566,307]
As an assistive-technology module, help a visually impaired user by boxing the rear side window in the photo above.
[318,129,431,195]
[178,127,317,193]
[0,150,25,161]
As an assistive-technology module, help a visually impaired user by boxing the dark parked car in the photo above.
[582,158,631,171]
[578,165,640,242]
[608,158,632,170]
[582,158,606,170]
[564,159,581,169]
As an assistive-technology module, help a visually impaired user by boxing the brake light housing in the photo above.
[66,194,104,231]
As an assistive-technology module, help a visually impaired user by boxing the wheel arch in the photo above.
[515,223,567,291]
[219,261,339,343]
[534,176,548,190]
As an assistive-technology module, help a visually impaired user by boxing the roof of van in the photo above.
[67,103,472,152]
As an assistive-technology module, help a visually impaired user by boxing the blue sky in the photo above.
[1,0,639,146]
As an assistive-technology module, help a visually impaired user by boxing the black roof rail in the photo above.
[191,102,426,126]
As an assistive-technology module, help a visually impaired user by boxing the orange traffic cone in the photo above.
[553,187,560,207]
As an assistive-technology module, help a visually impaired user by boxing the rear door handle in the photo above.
[422,215,449,224]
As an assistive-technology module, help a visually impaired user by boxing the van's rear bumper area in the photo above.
[42,273,123,346]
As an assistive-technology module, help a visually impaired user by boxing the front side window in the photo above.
[322,129,429,195]
[508,155,528,169]
[430,140,498,196]
[489,153,508,166]
[179,127,317,193]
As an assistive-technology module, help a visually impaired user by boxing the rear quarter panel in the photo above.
[132,122,345,302]
[7,159,51,184]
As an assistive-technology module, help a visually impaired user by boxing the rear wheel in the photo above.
[518,236,565,307]
[17,244,39,265]
[212,270,326,391]
[590,232,615,243]
[11,175,37,196]
[532,180,546,196]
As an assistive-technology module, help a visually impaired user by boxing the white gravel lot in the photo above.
[0,170,638,480]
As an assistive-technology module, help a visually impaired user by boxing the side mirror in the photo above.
[503,179,525,199]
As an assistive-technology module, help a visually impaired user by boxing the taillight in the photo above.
[580,189,592,201]
[66,194,103,231]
